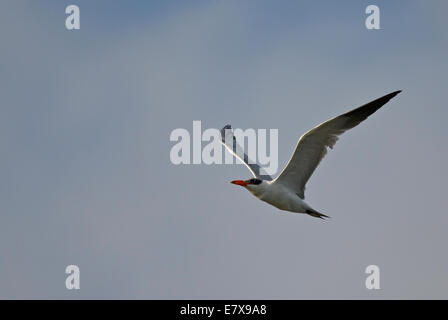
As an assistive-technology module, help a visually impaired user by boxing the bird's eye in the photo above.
[251,179,262,185]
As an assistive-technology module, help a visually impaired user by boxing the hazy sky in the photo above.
[1,0,447,299]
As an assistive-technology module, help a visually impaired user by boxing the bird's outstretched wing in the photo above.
[220,125,273,181]
[272,90,401,199]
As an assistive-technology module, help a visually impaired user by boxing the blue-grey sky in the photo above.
[1,0,447,299]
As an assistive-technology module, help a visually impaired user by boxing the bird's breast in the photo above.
[255,184,307,213]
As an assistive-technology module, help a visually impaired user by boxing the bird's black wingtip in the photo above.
[380,90,402,103]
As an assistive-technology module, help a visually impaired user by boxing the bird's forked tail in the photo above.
[306,209,330,220]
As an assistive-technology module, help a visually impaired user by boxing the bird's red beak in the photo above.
[230,180,248,187]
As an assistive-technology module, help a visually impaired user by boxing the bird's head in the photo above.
[230,178,263,190]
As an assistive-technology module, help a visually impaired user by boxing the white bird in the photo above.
[222,91,401,219]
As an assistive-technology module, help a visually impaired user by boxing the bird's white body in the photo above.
[223,91,401,219]
[246,181,311,214]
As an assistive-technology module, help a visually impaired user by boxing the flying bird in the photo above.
[221,91,401,219]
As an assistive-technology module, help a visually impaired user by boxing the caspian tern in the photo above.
[222,91,401,219]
